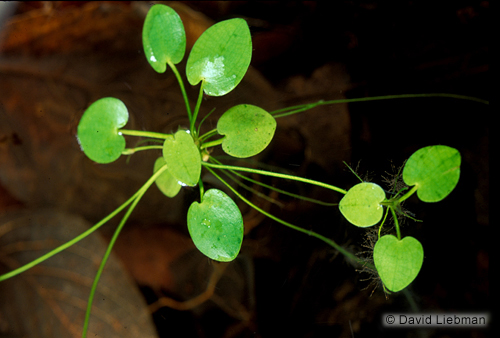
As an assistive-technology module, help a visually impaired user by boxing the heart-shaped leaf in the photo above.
[153,157,182,198]
[217,104,276,158]
[403,145,461,202]
[339,182,386,227]
[186,18,252,96]
[374,235,424,292]
[142,4,186,73]
[162,130,201,187]
[77,97,128,164]
[187,189,244,262]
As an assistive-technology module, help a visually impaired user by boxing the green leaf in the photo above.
[403,145,461,202]
[187,189,244,262]
[142,4,186,73]
[162,130,201,187]
[186,18,252,96]
[339,182,386,227]
[153,157,182,198]
[217,104,276,158]
[77,97,128,164]
[373,235,424,292]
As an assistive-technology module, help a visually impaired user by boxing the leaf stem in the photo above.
[81,164,169,337]
[191,80,205,137]
[119,129,171,139]
[397,185,418,203]
[122,145,163,155]
[390,207,402,240]
[200,137,225,149]
[271,93,489,118]
[197,108,217,137]
[167,61,192,121]
[378,207,391,240]
[198,128,218,143]
[210,157,337,206]
[198,178,205,202]
[202,162,348,195]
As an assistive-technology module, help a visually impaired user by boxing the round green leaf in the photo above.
[217,104,276,158]
[339,182,386,227]
[186,18,252,96]
[153,157,182,198]
[142,4,186,73]
[374,235,424,292]
[403,145,461,202]
[162,130,201,187]
[187,189,244,262]
[77,97,128,164]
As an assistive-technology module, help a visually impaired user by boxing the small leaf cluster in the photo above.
[339,145,461,292]
[77,4,276,262]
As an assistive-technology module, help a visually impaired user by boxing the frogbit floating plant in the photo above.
[0,4,487,337]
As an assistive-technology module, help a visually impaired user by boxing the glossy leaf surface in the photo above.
[153,157,181,198]
[339,182,386,227]
[374,235,424,292]
[77,97,128,164]
[187,189,244,262]
[186,18,251,96]
[162,130,201,187]
[217,104,276,158]
[403,145,461,202]
[142,4,186,73]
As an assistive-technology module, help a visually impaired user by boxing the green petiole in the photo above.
[122,145,163,155]
[397,185,418,203]
[190,80,206,137]
[198,128,218,143]
[82,164,169,337]
[210,157,337,207]
[200,137,225,149]
[202,162,348,195]
[167,60,193,122]
[119,129,171,139]
[271,93,489,119]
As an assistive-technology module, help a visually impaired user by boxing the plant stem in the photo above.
[343,161,363,182]
[122,145,163,155]
[216,166,285,208]
[191,80,205,137]
[378,207,391,240]
[200,137,225,149]
[167,61,192,121]
[271,93,489,118]
[390,207,402,240]
[81,164,169,338]
[82,194,141,337]
[198,178,205,201]
[397,185,418,203]
[206,167,370,269]
[210,157,337,206]
[198,128,218,143]
[119,129,171,139]
[202,162,348,195]
[197,108,217,137]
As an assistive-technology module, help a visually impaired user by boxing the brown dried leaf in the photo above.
[0,209,158,338]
